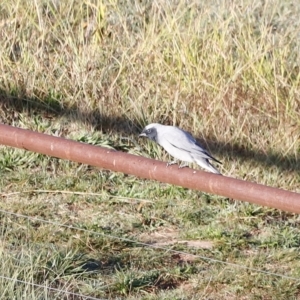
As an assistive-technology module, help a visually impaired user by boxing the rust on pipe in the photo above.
[0,123,299,213]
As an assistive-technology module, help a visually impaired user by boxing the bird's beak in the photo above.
[139,132,146,137]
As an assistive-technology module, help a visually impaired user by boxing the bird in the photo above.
[139,123,222,174]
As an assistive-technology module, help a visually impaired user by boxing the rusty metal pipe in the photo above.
[0,123,299,213]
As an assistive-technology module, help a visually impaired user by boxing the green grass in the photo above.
[1,0,300,298]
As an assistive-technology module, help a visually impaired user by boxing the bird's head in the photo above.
[139,123,160,142]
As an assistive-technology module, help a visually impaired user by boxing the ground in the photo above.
[0,0,300,299]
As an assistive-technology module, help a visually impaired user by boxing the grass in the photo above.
[0,0,300,298]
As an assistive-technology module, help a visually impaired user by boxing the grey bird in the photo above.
[139,123,222,174]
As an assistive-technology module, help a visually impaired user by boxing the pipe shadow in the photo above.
[198,137,300,175]
[0,90,299,174]
[0,91,139,135]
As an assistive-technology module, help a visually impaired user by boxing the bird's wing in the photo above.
[192,141,222,164]
[160,127,220,163]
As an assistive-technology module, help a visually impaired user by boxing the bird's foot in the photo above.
[166,161,178,167]
[178,163,189,169]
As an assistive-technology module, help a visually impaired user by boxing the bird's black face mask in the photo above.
[139,127,158,142]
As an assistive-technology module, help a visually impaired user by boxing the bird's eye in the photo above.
[146,129,152,134]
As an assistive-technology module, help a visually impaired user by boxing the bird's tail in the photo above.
[194,158,222,175]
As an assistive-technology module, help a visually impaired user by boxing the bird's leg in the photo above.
[178,162,189,168]
[166,160,178,167]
